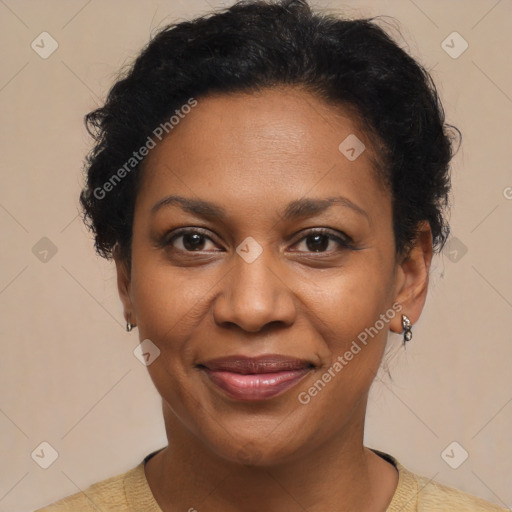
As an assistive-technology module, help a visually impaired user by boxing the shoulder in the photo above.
[381,450,508,512]
[33,463,143,512]
[413,472,508,511]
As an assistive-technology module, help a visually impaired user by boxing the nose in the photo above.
[212,245,297,333]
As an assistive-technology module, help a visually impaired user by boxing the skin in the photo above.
[115,86,433,512]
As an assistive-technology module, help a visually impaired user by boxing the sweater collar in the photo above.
[125,447,419,512]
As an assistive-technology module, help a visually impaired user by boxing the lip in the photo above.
[197,354,315,401]
[198,354,315,373]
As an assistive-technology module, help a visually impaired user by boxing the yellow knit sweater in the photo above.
[34,449,508,511]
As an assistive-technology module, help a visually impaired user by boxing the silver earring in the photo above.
[126,314,135,332]
[401,314,412,345]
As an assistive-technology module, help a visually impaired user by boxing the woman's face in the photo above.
[116,86,430,465]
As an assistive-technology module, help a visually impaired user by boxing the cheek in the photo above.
[130,253,206,342]
[308,257,395,346]
[293,273,394,436]
[297,256,396,401]
[129,260,204,425]
[310,286,390,391]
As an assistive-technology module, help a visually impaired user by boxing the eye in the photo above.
[164,228,221,252]
[290,229,353,253]
[161,227,353,255]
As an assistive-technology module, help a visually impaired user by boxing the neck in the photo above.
[145,398,398,512]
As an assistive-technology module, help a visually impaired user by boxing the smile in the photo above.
[200,367,313,401]
[196,354,315,401]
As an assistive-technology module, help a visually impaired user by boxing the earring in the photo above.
[401,314,412,345]
[126,314,135,332]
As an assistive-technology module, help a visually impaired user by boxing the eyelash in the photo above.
[162,227,354,254]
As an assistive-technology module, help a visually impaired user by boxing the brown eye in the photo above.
[290,229,352,253]
[181,233,207,251]
[165,229,220,252]
[304,234,330,252]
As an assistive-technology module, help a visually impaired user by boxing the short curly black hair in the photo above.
[80,0,461,265]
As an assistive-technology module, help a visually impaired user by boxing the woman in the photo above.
[35,0,507,510]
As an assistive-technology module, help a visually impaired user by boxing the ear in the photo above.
[389,221,433,335]
[113,244,136,327]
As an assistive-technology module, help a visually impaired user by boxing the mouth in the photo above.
[196,354,315,401]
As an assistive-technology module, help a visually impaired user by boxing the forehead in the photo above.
[136,86,388,219]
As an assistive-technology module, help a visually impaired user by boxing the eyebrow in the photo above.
[150,194,369,223]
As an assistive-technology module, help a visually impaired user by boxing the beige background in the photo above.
[0,0,511,510]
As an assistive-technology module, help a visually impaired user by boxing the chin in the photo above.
[208,433,310,468]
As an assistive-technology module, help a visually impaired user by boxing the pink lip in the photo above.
[201,367,312,401]
[197,354,314,401]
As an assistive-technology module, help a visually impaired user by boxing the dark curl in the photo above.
[80,0,461,264]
